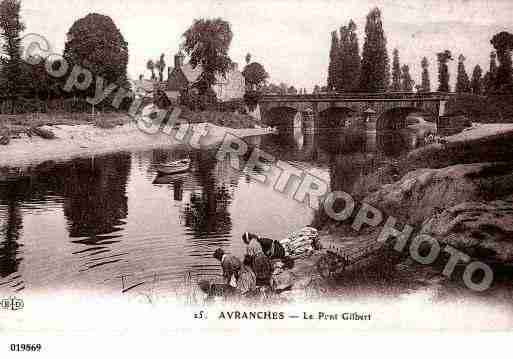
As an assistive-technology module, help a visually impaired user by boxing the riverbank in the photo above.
[311,122,513,302]
[0,115,274,167]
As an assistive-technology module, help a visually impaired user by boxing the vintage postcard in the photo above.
[1,0,513,354]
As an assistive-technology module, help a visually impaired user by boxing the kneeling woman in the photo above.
[241,232,273,287]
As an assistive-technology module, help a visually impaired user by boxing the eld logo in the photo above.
[0,297,24,311]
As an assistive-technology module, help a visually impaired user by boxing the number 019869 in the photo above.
[10,344,42,352]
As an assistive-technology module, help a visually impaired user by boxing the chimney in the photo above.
[174,51,184,69]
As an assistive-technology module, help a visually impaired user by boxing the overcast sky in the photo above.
[20,0,513,90]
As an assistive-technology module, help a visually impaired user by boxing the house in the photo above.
[130,78,156,98]
[166,51,245,102]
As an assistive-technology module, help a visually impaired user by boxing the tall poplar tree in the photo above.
[456,54,471,93]
[420,57,431,92]
[483,51,498,94]
[0,0,25,99]
[336,25,349,92]
[327,30,339,91]
[360,7,390,92]
[391,49,401,91]
[437,50,453,92]
[401,64,414,92]
[470,64,483,95]
[345,20,361,92]
[335,20,361,92]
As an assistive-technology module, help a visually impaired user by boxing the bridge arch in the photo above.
[376,106,437,130]
[263,106,300,134]
[318,107,359,130]
[376,106,437,157]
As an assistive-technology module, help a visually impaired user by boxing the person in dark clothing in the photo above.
[241,232,287,259]
[257,236,287,259]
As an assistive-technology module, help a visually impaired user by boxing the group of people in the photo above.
[198,232,293,299]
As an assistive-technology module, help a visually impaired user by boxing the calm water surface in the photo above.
[0,129,414,295]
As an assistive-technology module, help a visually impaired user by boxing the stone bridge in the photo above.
[259,92,453,134]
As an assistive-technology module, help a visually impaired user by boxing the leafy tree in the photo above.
[483,51,498,94]
[401,64,414,92]
[437,50,453,92]
[391,49,401,91]
[313,85,321,94]
[22,57,49,100]
[182,18,233,94]
[156,53,166,82]
[146,59,155,80]
[0,0,25,99]
[455,54,471,93]
[327,30,339,91]
[63,13,129,97]
[470,64,483,95]
[242,62,268,90]
[360,7,390,92]
[288,86,297,95]
[490,31,513,92]
[420,57,431,92]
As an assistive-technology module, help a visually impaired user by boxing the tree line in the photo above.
[0,0,129,112]
[326,6,513,95]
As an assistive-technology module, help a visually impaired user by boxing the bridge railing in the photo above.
[261,92,454,101]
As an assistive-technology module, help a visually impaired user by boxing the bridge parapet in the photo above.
[261,92,454,102]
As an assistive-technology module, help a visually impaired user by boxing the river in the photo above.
[0,128,416,295]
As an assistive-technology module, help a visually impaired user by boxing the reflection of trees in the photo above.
[181,151,233,237]
[0,184,24,279]
[0,153,131,285]
[321,131,369,194]
[59,154,131,244]
[260,132,320,163]
[376,129,409,158]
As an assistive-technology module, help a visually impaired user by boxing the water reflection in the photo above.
[60,154,131,245]
[0,122,422,294]
[0,185,24,291]
[182,150,234,239]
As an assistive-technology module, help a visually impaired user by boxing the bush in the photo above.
[218,99,245,113]
[180,88,218,111]
[244,90,261,112]
[446,94,513,123]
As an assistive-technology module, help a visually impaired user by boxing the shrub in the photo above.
[244,90,261,112]
[446,94,513,123]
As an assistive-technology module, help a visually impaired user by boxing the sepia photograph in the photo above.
[1,0,513,354]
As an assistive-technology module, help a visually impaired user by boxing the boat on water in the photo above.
[155,158,191,175]
[152,172,189,184]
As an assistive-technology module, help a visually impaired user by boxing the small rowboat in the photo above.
[156,158,191,175]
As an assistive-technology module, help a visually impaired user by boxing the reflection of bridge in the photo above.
[259,92,454,133]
